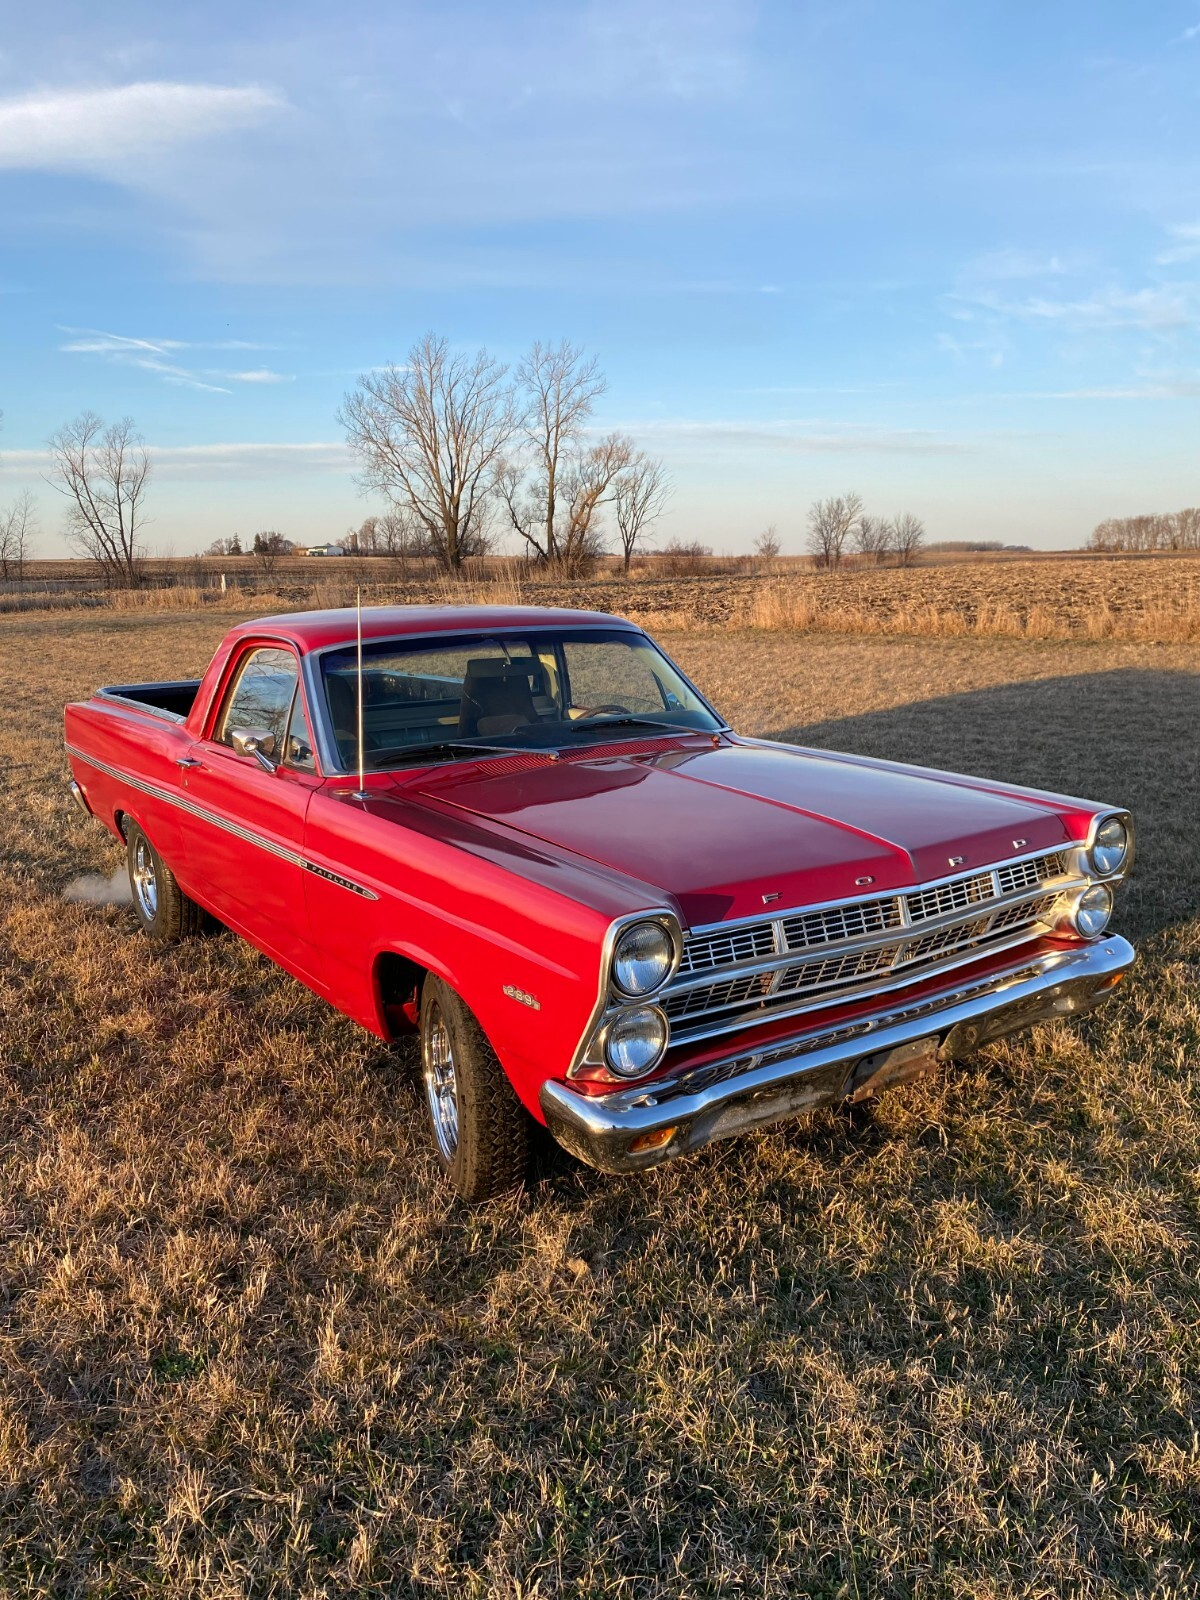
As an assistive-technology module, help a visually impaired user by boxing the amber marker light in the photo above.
[629,1127,677,1153]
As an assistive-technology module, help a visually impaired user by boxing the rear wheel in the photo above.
[419,975,532,1202]
[125,821,206,942]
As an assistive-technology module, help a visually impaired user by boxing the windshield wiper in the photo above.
[368,738,545,769]
[561,716,690,737]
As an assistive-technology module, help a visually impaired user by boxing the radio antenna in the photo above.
[354,587,368,800]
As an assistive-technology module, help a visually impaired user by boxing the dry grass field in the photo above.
[6,554,1200,644]
[1,604,1198,1597]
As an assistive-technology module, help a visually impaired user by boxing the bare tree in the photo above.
[0,489,35,580]
[501,340,608,571]
[890,511,925,567]
[613,453,671,575]
[753,525,782,571]
[659,540,711,576]
[806,492,862,570]
[351,515,380,554]
[339,334,515,574]
[251,530,289,575]
[853,513,890,566]
[549,432,634,575]
[1090,507,1200,552]
[47,413,150,586]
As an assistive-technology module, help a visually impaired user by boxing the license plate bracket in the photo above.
[845,1035,942,1103]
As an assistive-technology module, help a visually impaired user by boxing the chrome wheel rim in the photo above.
[132,837,158,922]
[422,1007,460,1161]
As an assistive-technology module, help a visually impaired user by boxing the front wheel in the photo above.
[419,975,532,1202]
[125,821,207,942]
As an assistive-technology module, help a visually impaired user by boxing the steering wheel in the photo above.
[576,703,633,719]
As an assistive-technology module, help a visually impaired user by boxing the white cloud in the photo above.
[228,368,293,383]
[57,326,290,393]
[962,284,1198,331]
[0,82,284,175]
[0,441,350,480]
[608,419,970,455]
[1021,379,1200,400]
[1157,223,1200,264]
[964,248,1068,282]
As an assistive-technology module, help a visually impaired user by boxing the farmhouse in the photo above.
[302,543,345,557]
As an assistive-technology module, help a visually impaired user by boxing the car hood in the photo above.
[415,738,1072,926]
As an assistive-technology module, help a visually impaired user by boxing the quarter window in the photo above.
[284,688,316,770]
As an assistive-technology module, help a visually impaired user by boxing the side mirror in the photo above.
[230,727,278,772]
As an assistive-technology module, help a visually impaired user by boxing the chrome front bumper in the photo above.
[540,937,1135,1174]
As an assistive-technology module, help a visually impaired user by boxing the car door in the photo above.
[177,643,324,985]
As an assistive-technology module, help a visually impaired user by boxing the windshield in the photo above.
[318,627,721,770]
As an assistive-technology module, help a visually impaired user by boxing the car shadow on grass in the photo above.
[544,665,1199,1207]
[764,664,1199,942]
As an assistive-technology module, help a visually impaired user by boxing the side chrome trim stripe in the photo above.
[65,744,379,901]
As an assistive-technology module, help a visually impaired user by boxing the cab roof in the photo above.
[227,604,640,653]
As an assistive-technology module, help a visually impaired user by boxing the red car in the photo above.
[65,605,1135,1200]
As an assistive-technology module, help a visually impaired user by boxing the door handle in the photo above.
[175,756,203,769]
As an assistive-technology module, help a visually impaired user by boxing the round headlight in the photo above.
[1091,816,1129,878]
[1073,883,1113,939]
[604,1005,669,1078]
[612,920,676,997]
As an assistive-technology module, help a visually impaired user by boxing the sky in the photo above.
[3,1,1200,556]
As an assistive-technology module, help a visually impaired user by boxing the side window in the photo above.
[284,687,316,770]
[217,647,298,756]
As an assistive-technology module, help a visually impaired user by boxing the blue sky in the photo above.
[4,1,1200,555]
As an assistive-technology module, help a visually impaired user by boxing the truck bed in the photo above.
[95,681,203,723]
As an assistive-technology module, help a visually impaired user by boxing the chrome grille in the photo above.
[680,922,777,974]
[780,896,902,951]
[906,872,994,922]
[998,852,1065,894]
[680,848,1068,975]
[667,850,1071,1039]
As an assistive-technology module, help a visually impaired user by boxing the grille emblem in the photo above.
[855,875,875,886]
[762,892,781,904]
[1012,837,1028,849]
[947,855,965,867]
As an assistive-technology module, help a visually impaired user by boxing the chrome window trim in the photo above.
[64,744,379,900]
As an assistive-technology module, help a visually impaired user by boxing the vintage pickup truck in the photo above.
[65,605,1135,1200]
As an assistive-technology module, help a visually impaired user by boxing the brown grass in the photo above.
[738,580,1200,642]
[6,555,1200,643]
[1,609,1198,1595]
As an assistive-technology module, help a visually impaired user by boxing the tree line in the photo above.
[339,334,670,576]
[1,341,932,585]
[1088,508,1200,553]
[802,493,925,569]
